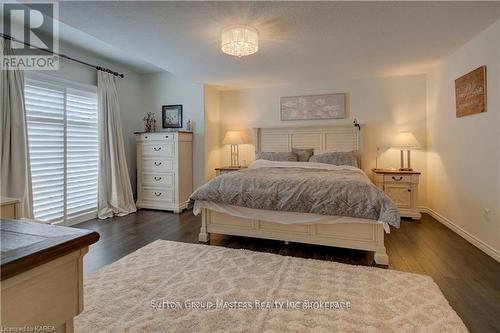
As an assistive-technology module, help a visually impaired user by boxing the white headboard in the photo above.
[254,125,362,164]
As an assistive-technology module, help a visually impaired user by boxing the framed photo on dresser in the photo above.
[162,104,183,128]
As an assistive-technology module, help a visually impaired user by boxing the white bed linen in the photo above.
[249,159,363,173]
[193,200,390,233]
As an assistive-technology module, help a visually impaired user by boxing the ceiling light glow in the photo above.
[221,24,258,58]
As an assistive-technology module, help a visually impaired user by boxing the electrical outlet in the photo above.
[483,208,491,222]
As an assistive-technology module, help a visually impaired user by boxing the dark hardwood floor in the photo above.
[76,210,500,333]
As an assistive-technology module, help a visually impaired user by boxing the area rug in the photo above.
[75,240,467,332]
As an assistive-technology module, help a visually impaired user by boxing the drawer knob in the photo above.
[154,161,162,166]
[392,176,403,181]
[154,176,162,181]
[154,192,162,196]
[153,147,162,151]
[145,136,148,139]
[165,135,169,139]
[407,189,411,192]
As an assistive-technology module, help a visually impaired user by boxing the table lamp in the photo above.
[392,132,421,171]
[223,130,244,167]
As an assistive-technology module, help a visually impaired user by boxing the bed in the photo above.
[191,126,399,265]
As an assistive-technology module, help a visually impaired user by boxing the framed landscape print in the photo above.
[280,93,346,121]
[162,104,183,128]
[455,66,487,118]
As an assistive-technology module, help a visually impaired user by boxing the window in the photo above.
[25,74,99,224]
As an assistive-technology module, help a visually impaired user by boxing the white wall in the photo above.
[204,86,221,180]
[426,19,500,259]
[216,74,428,206]
[33,41,145,195]
[141,72,205,188]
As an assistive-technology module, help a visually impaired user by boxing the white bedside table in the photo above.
[371,169,421,220]
[0,197,21,219]
[215,166,247,176]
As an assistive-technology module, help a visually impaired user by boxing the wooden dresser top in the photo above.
[215,166,248,171]
[371,168,421,175]
[0,219,99,280]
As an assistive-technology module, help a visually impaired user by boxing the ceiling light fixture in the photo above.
[221,24,259,58]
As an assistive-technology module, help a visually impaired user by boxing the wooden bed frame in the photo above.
[198,125,389,265]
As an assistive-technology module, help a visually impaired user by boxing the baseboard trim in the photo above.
[419,206,500,263]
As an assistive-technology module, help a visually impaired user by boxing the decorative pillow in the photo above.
[255,152,298,162]
[313,149,353,155]
[292,148,314,162]
[309,151,359,167]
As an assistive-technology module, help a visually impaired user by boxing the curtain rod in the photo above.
[1,33,125,78]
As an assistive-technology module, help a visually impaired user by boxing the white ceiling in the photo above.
[57,1,500,89]
[58,21,163,74]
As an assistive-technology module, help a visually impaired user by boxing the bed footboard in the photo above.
[199,208,388,265]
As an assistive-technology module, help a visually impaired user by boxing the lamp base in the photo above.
[399,150,413,172]
[230,144,240,167]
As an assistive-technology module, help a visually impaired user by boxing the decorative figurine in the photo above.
[143,112,156,132]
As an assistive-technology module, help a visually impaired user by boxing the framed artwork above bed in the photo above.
[280,93,346,121]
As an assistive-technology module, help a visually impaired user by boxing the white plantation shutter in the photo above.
[25,75,98,224]
[25,82,65,222]
[66,89,98,218]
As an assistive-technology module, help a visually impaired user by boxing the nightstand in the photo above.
[215,166,247,176]
[371,169,421,220]
[0,197,21,219]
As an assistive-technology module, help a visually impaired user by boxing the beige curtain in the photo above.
[0,39,33,218]
[97,71,136,219]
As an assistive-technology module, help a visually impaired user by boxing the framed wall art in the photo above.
[280,93,346,121]
[455,66,487,118]
[162,104,183,128]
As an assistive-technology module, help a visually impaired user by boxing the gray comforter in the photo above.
[190,161,400,227]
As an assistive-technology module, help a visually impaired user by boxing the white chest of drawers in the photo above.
[135,132,193,213]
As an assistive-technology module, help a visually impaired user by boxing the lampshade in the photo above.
[222,130,245,145]
[392,132,421,149]
[221,25,259,57]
